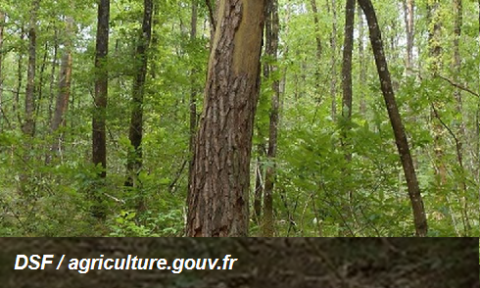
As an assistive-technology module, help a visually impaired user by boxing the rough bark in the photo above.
[186,0,266,237]
[22,0,40,138]
[47,16,74,164]
[126,0,153,195]
[358,0,428,237]
[262,0,280,237]
[340,0,355,235]
[92,0,110,179]
[91,0,110,220]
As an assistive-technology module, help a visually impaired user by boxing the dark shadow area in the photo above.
[0,238,478,288]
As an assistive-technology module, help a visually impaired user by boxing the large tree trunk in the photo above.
[358,0,428,237]
[340,0,355,236]
[186,0,266,237]
[92,0,110,179]
[47,16,74,165]
[22,0,40,138]
[125,0,153,202]
[262,0,280,237]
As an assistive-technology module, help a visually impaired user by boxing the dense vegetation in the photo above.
[0,0,478,236]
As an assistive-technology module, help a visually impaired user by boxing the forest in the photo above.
[0,0,478,237]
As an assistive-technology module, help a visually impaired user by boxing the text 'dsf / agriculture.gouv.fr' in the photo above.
[14,254,238,274]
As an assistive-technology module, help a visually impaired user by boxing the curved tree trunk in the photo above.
[187,0,266,237]
[358,0,428,237]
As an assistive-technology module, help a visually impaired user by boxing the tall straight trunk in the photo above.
[92,0,110,179]
[358,0,428,237]
[18,0,39,194]
[262,0,280,237]
[451,0,471,233]
[47,28,59,130]
[186,0,266,237]
[22,0,40,138]
[402,0,414,73]
[188,0,199,203]
[328,0,337,120]
[340,0,355,235]
[14,27,25,129]
[427,1,449,209]
[91,0,110,220]
[309,0,322,96]
[357,6,367,115]
[0,11,4,132]
[47,16,74,165]
[126,0,153,195]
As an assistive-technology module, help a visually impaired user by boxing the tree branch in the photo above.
[205,0,216,32]
[438,74,479,98]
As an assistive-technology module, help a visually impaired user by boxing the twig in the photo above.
[437,74,479,98]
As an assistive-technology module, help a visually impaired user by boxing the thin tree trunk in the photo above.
[427,2,455,230]
[0,11,4,132]
[125,0,153,203]
[186,0,266,237]
[451,0,471,233]
[47,28,59,130]
[14,27,25,129]
[47,16,74,165]
[340,0,355,236]
[263,0,280,237]
[358,0,428,237]
[22,0,40,138]
[357,6,367,115]
[188,0,199,207]
[91,0,110,220]
[328,0,337,120]
[402,0,414,74]
[18,0,39,194]
[254,144,265,223]
[309,0,322,96]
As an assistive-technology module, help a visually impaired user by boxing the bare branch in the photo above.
[438,74,479,98]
